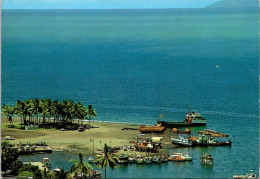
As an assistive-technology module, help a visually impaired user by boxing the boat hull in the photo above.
[193,141,232,146]
[158,121,206,128]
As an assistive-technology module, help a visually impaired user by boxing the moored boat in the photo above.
[43,158,51,168]
[192,132,232,146]
[144,156,153,164]
[233,170,256,179]
[171,135,193,147]
[200,153,213,165]
[117,153,128,164]
[152,156,162,164]
[88,156,95,163]
[136,156,144,164]
[128,156,135,163]
[168,152,192,161]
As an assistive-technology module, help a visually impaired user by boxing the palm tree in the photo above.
[86,105,97,126]
[32,99,41,125]
[25,99,34,125]
[95,144,116,179]
[70,153,93,178]
[1,104,14,125]
[73,102,85,125]
[51,100,60,124]
[15,101,28,127]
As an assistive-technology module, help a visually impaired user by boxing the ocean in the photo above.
[2,8,259,178]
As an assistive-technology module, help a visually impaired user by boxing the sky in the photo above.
[2,0,221,9]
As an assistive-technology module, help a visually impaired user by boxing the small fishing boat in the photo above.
[233,170,257,179]
[144,157,153,164]
[43,158,51,168]
[88,156,95,163]
[200,153,213,165]
[128,156,135,163]
[171,136,193,147]
[168,152,192,161]
[161,156,168,162]
[117,153,128,164]
[152,156,162,164]
[136,156,144,164]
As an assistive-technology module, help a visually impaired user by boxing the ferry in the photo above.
[158,112,206,128]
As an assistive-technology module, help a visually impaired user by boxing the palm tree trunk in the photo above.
[105,165,107,179]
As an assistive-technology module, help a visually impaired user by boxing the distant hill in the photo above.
[207,0,259,8]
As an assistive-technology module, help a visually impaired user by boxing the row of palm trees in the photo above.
[1,99,97,129]
[70,144,116,179]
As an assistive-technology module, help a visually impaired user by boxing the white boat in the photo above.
[233,170,257,179]
[43,158,51,168]
[168,152,192,161]
[88,156,95,163]
[171,136,192,146]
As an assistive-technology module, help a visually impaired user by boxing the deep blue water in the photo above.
[2,8,259,178]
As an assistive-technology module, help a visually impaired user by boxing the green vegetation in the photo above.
[70,153,94,178]
[18,163,43,179]
[1,141,22,176]
[95,144,117,179]
[1,99,97,130]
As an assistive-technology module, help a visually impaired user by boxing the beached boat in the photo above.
[172,128,191,134]
[233,170,257,179]
[158,112,206,128]
[171,136,193,147]
[88,156,95,163]
[43,158,51,168]
[192,132,232,146]
[117,153,128,164]
[139,125,166,133]
[200,153,213,165]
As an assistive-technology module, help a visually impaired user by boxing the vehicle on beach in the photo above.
[233,170,257,179]
[5,136,15,140]
[171,135,193,147]
[78,126,85,132]
[158,112,207,127]
[200,153,213,165]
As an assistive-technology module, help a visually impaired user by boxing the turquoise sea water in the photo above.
[2,8,259,178]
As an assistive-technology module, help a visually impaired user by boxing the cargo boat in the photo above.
[139,125,166,133]
[158,112,206,128]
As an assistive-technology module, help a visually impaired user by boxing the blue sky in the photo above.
[2,0,221,9]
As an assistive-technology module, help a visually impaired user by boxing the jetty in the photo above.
[18,146,52,155]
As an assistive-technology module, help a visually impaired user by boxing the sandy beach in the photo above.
[1,117,172,156]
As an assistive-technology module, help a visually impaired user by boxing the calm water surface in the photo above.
[3,8,259,178]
